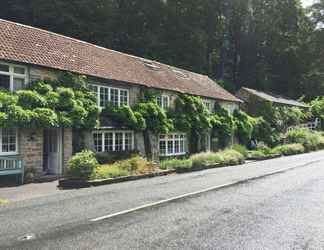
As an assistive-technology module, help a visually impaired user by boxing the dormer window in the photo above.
[171,68,189,79]
[143,60,160,71]
[0,62,27,91]
[157,95,170,110]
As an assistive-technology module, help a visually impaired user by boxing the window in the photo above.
[159,133,186,156]
[157,95,170,110]
[0,62,27,91]
[90,85,129,108]
[0,129,17,155]
[93,131,134,153]
[203,101,211,112]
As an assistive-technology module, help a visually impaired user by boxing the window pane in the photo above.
[93,133,103,152]
[162,96,169,110]
[2,129,16,153]
[124,133,133,151]
[14,67,25,75]
[13,77,24,90]
[157,96,162,108]
[110,88,119,106]
[115,133,123,151]
[104,133,113,152]
[0,74,10,90]
[100,87,109,107]
[120,90,128,106]
[0,64,9,72]
[159,141,166,156]
[167,140,173,155]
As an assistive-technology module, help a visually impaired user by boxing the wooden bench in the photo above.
[0,156,24,185]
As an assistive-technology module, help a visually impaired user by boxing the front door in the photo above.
[44,129,62,175]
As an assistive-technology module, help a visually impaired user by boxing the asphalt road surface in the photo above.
[1,151,324,250]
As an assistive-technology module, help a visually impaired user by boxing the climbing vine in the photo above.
[0,72,99,129]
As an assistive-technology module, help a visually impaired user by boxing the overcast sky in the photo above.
[302,0,315,7]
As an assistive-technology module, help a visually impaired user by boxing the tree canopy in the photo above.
[1,0,323,99]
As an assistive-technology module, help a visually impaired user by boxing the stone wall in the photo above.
[62,129,73,174]
[19,128,44,175]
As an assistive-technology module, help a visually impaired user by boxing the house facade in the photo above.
[237,87,309,116]
[0,19,241,176]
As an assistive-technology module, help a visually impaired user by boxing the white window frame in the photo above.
[0,129,18,156]
[157,95,170,110]
[93,130,134,153]
[159,133,187,157]
[90,84,129,108]
[0,62,28,91]
[203,100,212,112]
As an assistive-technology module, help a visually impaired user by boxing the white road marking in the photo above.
[90,159,322,222]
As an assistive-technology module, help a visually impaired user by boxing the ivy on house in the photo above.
[0,73,99,129]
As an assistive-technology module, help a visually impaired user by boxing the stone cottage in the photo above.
[237,87,309,116]
[0,19,241,176]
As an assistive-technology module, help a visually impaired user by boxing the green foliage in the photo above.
[233,110,258,145]
[211,104,236,148]
[232,144,249,158]
[190,152,225,168]
[1,0,323,99]
[0,73,99,129]
[248,150,267,160]
[190,149,245,168]
[93,165,129,179]
[95,151,140,165]
[286,129,324,152]
[134,101,173,134]
[160,159,193,170]
[92,156,157,180]
[0,199,9,205]
[67,150,98,180]
[311,97,324,130]
[102,104,146,131]
[272,144,305,156]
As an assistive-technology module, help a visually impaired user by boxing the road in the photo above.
[1,151,324,249]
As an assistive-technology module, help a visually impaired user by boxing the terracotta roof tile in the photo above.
[0,19,240,102]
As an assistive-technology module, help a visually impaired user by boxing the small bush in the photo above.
[96,150,140,165]
[248,150,266,160]
[190,152,224,168]
[0,199,9,205]
[67,150,98,180]
[219,149,245,165]
[286,129,324,152]
[160,159,193,170]
[272,144,305,156]
[92,156,157,180]
[93,165,129,179]
[232,144,248,158]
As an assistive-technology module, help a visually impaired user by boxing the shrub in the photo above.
[219,149,245,165]
[232,144,248,158]
[286,129,324,152]
[190,152,224,168]
[96,151,140,164]
[160,159,193,170]
[247,150,266,160]
[93,165,129,179]
[92,156,156,180]
[0,199,9,205]
[272,144,305,156]
[67,150,98,179]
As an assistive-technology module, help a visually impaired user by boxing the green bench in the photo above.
[0,156,24,185]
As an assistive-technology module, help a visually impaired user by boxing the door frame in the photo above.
[43,128,63,175]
